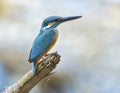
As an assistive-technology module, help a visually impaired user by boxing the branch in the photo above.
[3,52,61,93]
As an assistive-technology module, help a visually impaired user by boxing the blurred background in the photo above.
[0,0,120,93]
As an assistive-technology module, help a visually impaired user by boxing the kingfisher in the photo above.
[28,16,82,74]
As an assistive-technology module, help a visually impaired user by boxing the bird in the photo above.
[28,16,82,74]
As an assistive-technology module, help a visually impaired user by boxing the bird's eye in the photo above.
[57,18,63,22]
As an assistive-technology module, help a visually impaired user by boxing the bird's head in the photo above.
[41,16,82,30]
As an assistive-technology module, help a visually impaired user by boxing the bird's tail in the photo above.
[32,62,36,74]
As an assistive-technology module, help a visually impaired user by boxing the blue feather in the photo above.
[29,29,54,61]
[32,62,36,74]
[29,29,54,74]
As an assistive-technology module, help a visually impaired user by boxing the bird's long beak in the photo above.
[62,16,82,22]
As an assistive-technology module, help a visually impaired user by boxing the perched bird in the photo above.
[29,16,82,74]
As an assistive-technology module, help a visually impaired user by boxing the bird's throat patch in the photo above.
[43,22,56,30]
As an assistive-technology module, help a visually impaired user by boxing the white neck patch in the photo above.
[42,25,51,30]
[43,22,56,30]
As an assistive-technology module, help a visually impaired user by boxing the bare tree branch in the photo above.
[3,52,61,93]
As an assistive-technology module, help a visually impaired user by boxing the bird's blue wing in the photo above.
[29,29,54,62]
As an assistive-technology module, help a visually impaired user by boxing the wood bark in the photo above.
[3,52,60,93]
